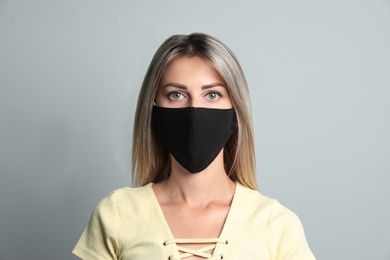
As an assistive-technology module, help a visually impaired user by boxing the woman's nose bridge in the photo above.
[189,97,202,107]
[188,90,202,107]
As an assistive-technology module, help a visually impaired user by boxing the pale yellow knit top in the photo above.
[73,182,315,259]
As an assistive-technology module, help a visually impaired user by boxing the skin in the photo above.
[153,56,236,259]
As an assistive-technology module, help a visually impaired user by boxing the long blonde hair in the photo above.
[132,33,257,190]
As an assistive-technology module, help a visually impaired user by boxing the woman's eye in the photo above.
[206,92,221,100]
[168,92,185,100]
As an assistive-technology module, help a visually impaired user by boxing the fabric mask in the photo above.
[152,106,236,173]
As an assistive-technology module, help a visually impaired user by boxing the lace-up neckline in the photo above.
[164,238,228,259]
[149,183,239,260]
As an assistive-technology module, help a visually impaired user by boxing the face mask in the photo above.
[152,106,236,173]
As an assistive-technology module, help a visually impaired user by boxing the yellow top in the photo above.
[73,183,315,259]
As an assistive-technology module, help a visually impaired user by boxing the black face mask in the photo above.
[152,106,236,173]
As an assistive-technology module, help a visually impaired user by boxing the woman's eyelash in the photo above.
[168,92,185,99]
[167,91,223,100]
[206,91,222,99]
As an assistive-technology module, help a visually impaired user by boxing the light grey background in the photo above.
[0,1,389,259]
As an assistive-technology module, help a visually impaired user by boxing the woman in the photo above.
[73,33,315,259]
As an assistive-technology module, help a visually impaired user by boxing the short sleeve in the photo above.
[272,205,316,260]
[73,192,118,260]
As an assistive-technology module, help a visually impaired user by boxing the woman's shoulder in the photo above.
[235,182,301,222]
[92,183,155,215]
[236,182,282,208]
[111,183,154,199]
[234,183,315,259]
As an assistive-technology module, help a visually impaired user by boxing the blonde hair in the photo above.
[132,33,257,190]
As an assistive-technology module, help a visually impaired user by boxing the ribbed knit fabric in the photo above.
[73,183,315,259]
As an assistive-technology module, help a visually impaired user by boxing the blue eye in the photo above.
[168,92,185,100]
[206,92,221,100]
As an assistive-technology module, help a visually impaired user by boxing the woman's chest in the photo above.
[116,233,273,260]
[114,211,275,260]
[158,203,231,259]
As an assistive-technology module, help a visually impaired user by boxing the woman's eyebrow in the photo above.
[162,82,187,89]
[201,83,226,89]
[162,82,226,89]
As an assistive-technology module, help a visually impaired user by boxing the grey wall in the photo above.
[1,1,389,259]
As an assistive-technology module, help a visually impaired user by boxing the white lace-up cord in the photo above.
[164,238,227,259]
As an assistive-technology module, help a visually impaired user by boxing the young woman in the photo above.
[73,33,315,259]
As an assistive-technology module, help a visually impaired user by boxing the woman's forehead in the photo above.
[159,56,225,87]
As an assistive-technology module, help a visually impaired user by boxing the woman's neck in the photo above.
[159,150,235,207]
